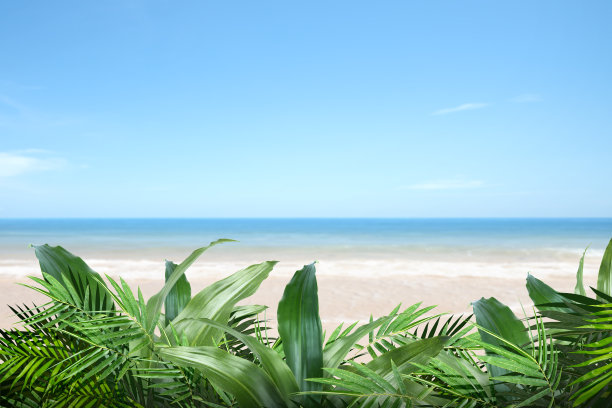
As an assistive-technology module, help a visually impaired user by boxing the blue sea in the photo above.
[0,218,612,279]
[0,218,612,278]
[1,218,611,249]
[0,217,610,254]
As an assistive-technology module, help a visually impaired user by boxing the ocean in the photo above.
[1,218,611,279]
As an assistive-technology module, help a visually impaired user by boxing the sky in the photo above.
[0,1,611,218]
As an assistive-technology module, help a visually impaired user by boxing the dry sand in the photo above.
[0,259,597,332]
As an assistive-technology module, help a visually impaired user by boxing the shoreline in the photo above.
[0,263,596,331]
[1,240,601,330]
[0,246,601,278]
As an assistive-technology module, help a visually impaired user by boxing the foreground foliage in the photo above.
[1,237,611,407]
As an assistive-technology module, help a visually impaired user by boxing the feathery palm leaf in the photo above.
[308,336,448,407]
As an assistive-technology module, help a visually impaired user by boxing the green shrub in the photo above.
[1,238,611,407]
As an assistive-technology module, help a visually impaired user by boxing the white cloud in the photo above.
[511,93,541,103]
[0,152,65,178]
[432,103,488,116]
[400,179,484,190]
[14,148,54,154]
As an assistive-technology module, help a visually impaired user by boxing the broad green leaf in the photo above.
[190,318,299,405]
[145,239,233,331]
[277,262,323,400]
[33,244,113,312]
[472,297,529,379]
[575,248,588,296]
[159,346,286,408]
[526,274,569,312]
[172,260,276,346]
[596,238,612,299]
[472,297,529,348]
[164,260,191,326]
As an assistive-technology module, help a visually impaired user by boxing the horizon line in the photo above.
[1,216,611,220]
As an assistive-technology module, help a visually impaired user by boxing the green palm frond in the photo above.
[0,327,71,397]
[0,391,44,408]
[222,304,274,359]
[62,278,205,406]
[413,313,473,341]
[481,317,562,407]
[32,244,115,314]
[536,293,612,406]
[9,272,197,406]
[343,303,443,360]
[409,347,495,408]
[308,336,448,408]
[309,360,418,408]
[18,272,112,329]
[409,316,563,407]
[43,381,143,408]
[526,260,612,407]
[0,323,142,407]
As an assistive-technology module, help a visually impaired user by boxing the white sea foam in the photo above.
[0,254,601,281]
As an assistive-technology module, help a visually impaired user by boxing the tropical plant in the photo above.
[523,238,612,406]
[0,239,276,407]
[1,237,612,407]
[298,238,612,408]
[159,262,450,408]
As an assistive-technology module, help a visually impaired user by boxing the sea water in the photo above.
[0,218,610,278]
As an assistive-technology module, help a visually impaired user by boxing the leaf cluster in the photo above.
[1,237,612,407]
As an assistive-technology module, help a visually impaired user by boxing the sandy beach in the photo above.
[0,250,600,331]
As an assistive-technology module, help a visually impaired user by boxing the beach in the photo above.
[0,241,603,331]
[1,218,609,331]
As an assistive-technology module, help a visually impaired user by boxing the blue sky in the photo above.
[0,1,611,217]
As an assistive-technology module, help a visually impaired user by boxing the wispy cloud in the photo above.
[511,93,541,103]
[0,94,84,128]
[13,148,55,155]
[0,151,65,178]
[432,103,488,116]
[399,179,485,191]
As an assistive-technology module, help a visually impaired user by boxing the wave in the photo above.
[0,251,601,280]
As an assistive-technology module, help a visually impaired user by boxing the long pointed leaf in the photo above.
[526,274,569,312]
[575,248,588,296]
[277,262,323,399]
[145,239,233,331]
[164,260,191,326]
[596,238,612,299]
